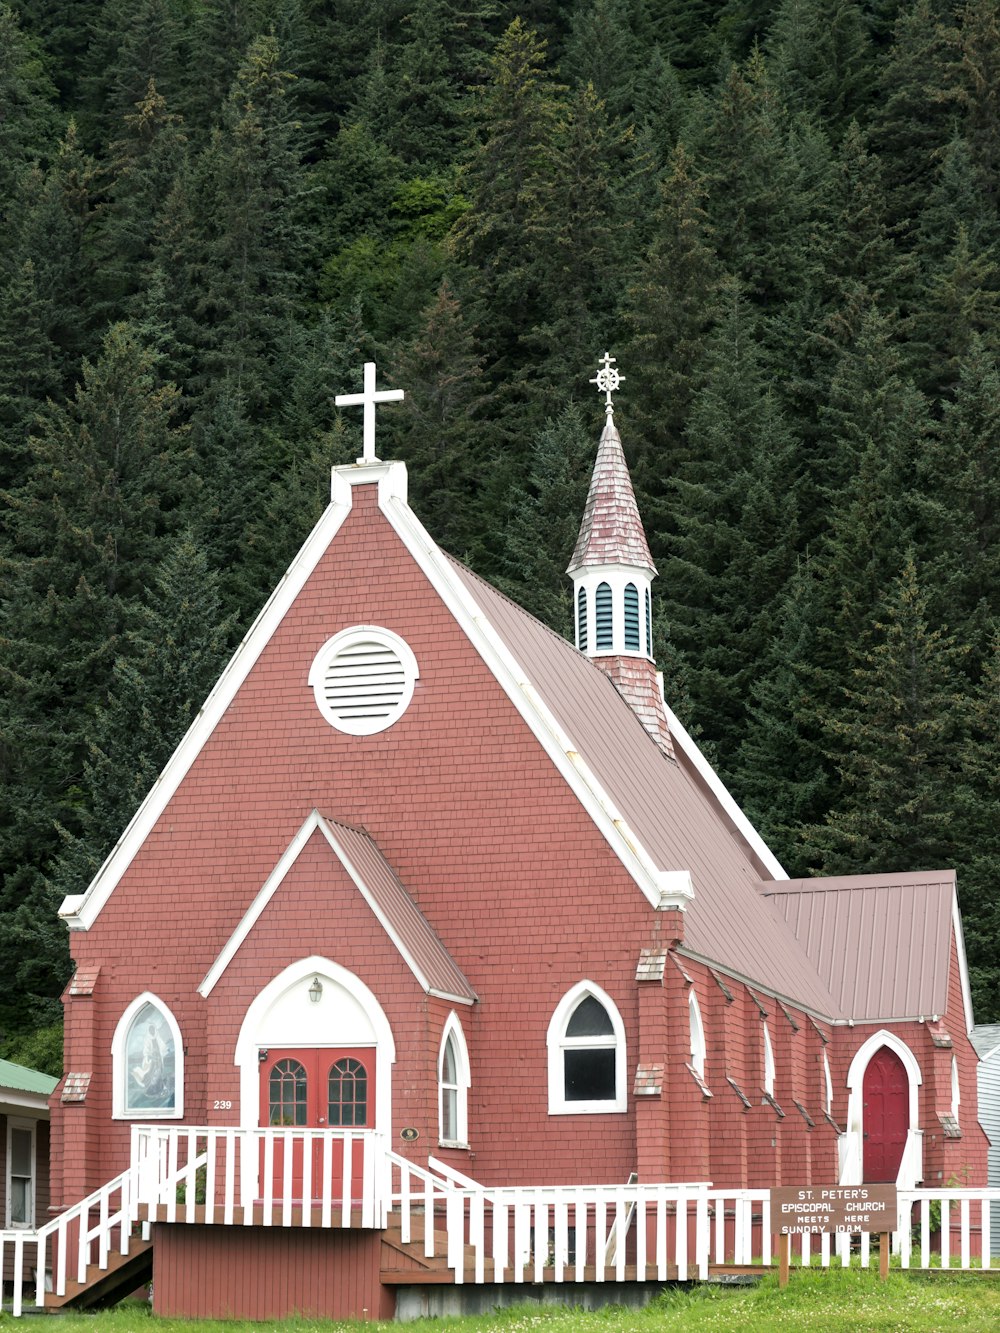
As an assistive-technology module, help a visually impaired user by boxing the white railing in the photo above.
[386,1154,715,1284]
[131,1124,386,1229]
[0,1161,145,1316]
[4,1136,998,1317]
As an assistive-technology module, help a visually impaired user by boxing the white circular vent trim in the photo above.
[308,626,419,736]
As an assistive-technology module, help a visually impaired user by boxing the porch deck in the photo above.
[1,1125,998,1315]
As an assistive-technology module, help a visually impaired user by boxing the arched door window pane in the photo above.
[269,1058,307,1126]
[328,1057,368,1127]
[624,583,640,650]
[125,1002,177,1113]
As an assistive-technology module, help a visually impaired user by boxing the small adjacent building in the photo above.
[0,1058,57,1290]
[972,1024,1000,1256]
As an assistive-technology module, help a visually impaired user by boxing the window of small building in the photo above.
[547,982,626,1115]
[951,1054,960,1123]
[112,993,184,1119]
[438,1014,470,1147]
[6,1120,35,1228]
[329,1057,368,1127]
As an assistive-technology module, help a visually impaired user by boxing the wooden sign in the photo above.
[772,1184,897,1234]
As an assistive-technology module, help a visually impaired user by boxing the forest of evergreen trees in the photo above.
[1,0,998,1071]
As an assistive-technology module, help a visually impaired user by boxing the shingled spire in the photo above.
[568,355,674,759]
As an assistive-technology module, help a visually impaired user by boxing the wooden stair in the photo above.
[43,1237,153,1310]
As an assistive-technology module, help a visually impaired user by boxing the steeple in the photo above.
[568,355,674,759]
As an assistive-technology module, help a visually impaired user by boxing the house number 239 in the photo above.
[213,1099,233,1110]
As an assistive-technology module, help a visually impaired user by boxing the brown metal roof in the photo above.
[567,412,656,574]
[759,871,956,1021]
[446,558,839,1017]
[321,817,478,1005]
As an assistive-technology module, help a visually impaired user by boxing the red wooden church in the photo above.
[43,359,985,1318]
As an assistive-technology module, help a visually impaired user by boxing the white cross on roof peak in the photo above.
[335,362,405,463]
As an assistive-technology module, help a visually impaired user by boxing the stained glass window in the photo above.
[124,1002,177,1112]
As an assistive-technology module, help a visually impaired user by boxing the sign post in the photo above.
[771,1185,897,1286]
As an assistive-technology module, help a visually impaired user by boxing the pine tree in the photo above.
[767,0,875,135]
[623,142,725,484]
[806,557,971,875]
[869,0,964,240]
[657,284,800,767]
[383,281,492,563]
[493,401,595,629]
[918,333,1000,633]
[955,626,1000,1020]
[96,78,189,322]
[731,559,836,874]
[451,19,563,383]
[0,3,60,214]
[0,323,192,1036]
[52,530,238,895]
[191,34,309,410]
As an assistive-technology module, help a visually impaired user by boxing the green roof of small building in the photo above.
[0,1058,58,1097]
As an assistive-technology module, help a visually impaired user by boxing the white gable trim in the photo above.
[663,704,787,881]
[64,455,701,929]
[952,892,975,1035]
[199,809,472,1004]
[378,495,693,912]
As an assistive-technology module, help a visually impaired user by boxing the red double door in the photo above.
[259,1047,375,1204]
[862,1046,908,1183]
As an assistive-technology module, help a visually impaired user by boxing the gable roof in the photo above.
[972,1025,1000,1061]
[759,871,958,1023]
[199,809,476,1005]
[445,558,839,1017]
[61,457,948,1025]
[0,1058,58,1098]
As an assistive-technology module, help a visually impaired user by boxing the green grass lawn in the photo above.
[29,1269,1000,1332]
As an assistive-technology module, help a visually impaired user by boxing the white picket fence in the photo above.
[1,1127,998,1314]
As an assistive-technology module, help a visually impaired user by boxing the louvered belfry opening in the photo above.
[577,586,588,651]
[595,583,613,650]
[624,583,640,651]
[323,638,406,726]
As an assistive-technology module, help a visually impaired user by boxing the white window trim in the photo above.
[823,1049,834,1116]
[689,991,706,1078]
[438,1012,471,1148]
[547,980,627,1115]
[111,992,184,1119]
[6,1118,36,1229]
[762,1021,775,1097]
[308,624,419,736]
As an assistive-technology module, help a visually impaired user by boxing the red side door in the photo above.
[862,1046,908,1182]
[259,1048,375,1203]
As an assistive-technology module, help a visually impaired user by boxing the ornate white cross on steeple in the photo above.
[590,351,624,415]
[335,362,405,463]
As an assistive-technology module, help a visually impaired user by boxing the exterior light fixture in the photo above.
[309,977,323,1004]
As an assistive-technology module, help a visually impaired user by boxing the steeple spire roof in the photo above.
[567,408,656,576]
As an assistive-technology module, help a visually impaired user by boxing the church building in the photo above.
[45,359,986,1319]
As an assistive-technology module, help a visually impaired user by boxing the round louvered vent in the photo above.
[308,627,418,735]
